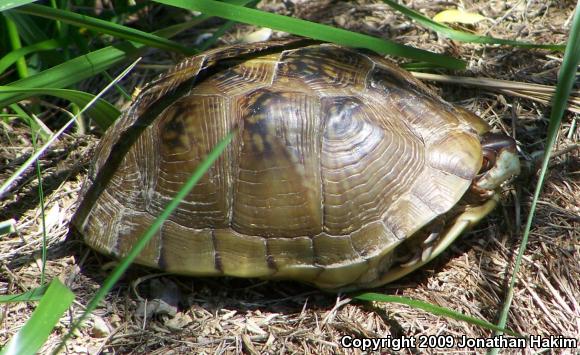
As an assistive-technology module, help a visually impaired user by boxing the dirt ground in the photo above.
[1,1,578,354]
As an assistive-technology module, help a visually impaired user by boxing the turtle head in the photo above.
[472,132,520,196]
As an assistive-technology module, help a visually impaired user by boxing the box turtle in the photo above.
[73,39,520,291]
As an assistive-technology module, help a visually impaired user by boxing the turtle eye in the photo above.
[479,151,495,174]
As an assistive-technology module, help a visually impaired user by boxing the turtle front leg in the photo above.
[358,196,499,290]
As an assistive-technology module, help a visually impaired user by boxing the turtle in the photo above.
[72,39,520,291]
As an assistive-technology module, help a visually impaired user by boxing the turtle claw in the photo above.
[398,223,444,268]
[423,230,439,245]
[420,224,442,261]
[421,245,434,262]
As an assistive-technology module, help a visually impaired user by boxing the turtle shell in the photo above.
[73,39,489,290]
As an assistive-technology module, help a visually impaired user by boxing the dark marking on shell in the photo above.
[279,45,371,88]
[368,66,410,93]
[160,106,190,151]
[242,91,283,157]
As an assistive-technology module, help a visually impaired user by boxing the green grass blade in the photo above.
[0,87,120,128]
[54,129,236,353]
[0,0,36,12]
[153,16,210,40]
[3,10,67,69]
[0,42,137,109]
[153,0,254,47]
[0,285,48,303]
[14,4,192,54]
[0,38,64,74]
[489,3,580,354]
[354,293,519,337]
[0,58,139,199]
[196,0,259,51]
[3,11,49,45]
[0,279,74,355]
[382,0,565,51]
[0,14,210,109]
[5,15,28,78]
[155,0,465,69]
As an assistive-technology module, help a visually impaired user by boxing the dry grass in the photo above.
[1,0,578,354]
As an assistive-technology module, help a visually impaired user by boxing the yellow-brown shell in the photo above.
[73,39,488,290]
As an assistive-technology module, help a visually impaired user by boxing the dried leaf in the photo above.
[433,9,488,25]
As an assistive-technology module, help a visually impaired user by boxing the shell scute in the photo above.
[232,89,323,237]
[159,221,217,275]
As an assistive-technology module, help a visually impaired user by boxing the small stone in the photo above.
[90,315,111,338]
[164,312,193,331]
